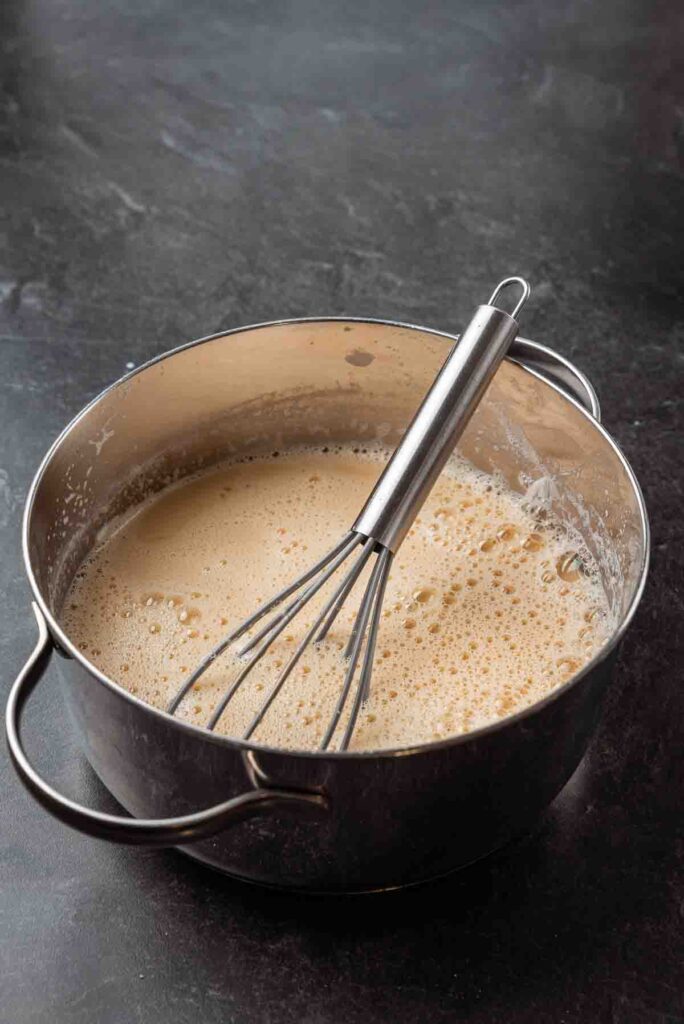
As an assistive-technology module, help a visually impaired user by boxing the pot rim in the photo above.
[22,315,651,762]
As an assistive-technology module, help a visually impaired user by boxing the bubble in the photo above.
[497,524,517,542]
[557,552,582,582]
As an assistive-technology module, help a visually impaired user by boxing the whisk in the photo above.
[168,277,530,750]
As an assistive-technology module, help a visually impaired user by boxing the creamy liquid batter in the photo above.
[62,446,611,751]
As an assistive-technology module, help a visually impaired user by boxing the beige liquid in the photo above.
[62,446,611,751]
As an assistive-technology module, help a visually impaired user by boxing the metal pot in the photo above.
[6,318,649,892]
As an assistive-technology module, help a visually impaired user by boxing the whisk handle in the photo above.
[353,278,529,553]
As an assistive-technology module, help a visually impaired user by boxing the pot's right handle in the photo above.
[508,337,601,421]
[6,604,327,847]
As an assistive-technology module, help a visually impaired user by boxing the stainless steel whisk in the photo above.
[168,277,530,750]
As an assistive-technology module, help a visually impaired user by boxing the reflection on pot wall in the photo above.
[31,321,639,625]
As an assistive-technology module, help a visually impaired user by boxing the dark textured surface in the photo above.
[1,1,683,1021]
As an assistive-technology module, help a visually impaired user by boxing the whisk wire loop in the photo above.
[326,546,393,751]
[242,540,375,741]
[237,533,363,659]
[166,531,359,716]
[204,532,364,731]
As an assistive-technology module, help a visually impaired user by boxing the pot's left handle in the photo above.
[6,604,326,847]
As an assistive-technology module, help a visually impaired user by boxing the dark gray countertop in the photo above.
[1,1,682,1021]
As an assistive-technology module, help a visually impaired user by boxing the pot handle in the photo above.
[508,336,601,421]
[6,603,326,847]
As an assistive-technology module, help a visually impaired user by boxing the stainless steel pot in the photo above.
[6,318,649,892]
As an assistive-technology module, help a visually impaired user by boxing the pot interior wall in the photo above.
[27,321,644,637]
